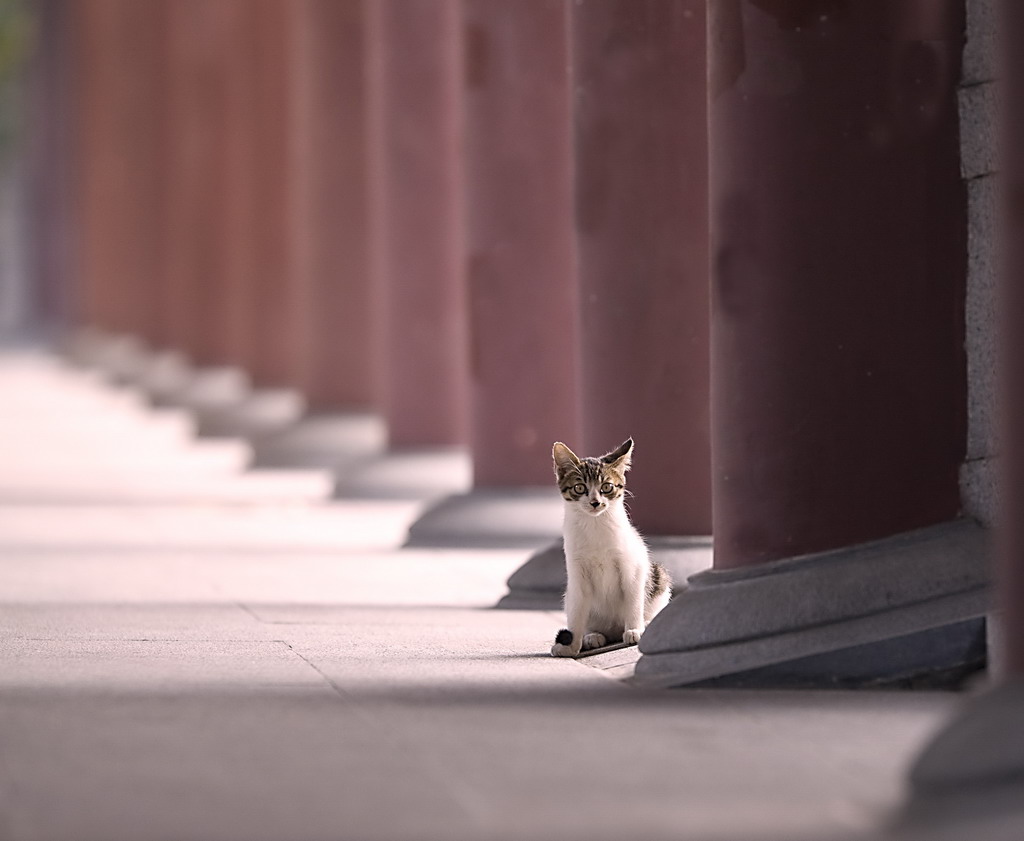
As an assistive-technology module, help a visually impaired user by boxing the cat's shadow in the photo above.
[465,642,637,662]
[464,653,552,661]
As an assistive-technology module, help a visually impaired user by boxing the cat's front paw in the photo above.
[551,628,580,657]
[582,632,607,651]
[622,628,642,646]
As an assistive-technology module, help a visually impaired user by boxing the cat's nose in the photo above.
[590,500,601,508]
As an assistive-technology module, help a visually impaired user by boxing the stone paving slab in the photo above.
[0,603,275,642]
[0,550,221,602]
[215,548,534,608]
[0,500,421,550]
[0,693,468,841]
[0,639,323,692]
[0,346,1008,841]
[0,471,335,504]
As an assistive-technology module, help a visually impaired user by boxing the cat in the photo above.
[550,437,671,657]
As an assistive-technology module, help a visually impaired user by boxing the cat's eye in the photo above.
[573,483,586,495]
[600,482,614,495]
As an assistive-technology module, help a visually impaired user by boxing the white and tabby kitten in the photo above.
[550,437,671,657]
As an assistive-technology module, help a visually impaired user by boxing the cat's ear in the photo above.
[601,437,634,472]
[552,442,581,476]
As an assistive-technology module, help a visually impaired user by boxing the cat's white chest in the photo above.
[563,505,648,580]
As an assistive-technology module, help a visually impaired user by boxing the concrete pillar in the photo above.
[404,0,579,544]
[1001,1,1024,674]
[500,0,713,607]
[635,1,986,687]
[367,0,468,450]
[904,1,1024,822]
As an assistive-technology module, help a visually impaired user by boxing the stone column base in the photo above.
[899,678,1024,836]
[332,448,471,502]
[250,412,386,470]
[179,386,304,440]
[496,535,713,610]
[634,520,991,688]
[403,487,562,548]
[62,329,158,385]
[62,328,307,442]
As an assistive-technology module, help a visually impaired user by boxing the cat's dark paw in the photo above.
[551,628,579,657]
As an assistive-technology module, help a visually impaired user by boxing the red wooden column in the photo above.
[366,0,468,450]
[216,0,302,389]
[249,0,385,465]
[462,0,579,488]
[291,0,377,414]
[405,0,579,544]
[181,0,305,437]
[324,0,468,492]
[637,2,983,687]
[501,0,712,606]
[25,0,76,329]
[572,0,711,537]
[708,2,966,570]
[242,0,303,391]
[217,0,261,380]
[140,0,259,410]
[157,0,232,369]
[71,0,165,349]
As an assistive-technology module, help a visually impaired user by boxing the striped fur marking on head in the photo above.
[552,439,632,510]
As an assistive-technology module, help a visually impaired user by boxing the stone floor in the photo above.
[0,345,1018,841]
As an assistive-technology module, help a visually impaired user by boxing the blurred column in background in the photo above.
[69,0,166,376]
[637,0,984,687]
[157,0,229,373]
[243,0,301,393]
[332,0,470,499]
[251,0,386,469]
[501,0,713,608]
[139,0,234,403]
[193,0,306,439]
[0,0,32,334]
[405,0,580,547]
[906,0,1024,820]
[25,0,75,331]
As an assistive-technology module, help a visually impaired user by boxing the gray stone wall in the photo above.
[959,0,1000,526]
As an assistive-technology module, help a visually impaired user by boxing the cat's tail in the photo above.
[644,561,672,623]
